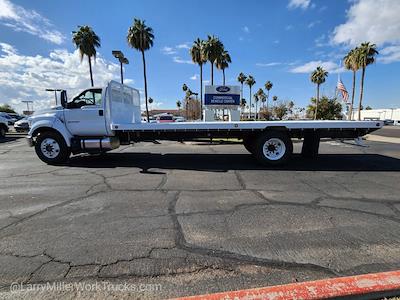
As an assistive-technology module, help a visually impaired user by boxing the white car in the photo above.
[0,115,9,138]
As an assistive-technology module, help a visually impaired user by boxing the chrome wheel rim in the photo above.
[263,138,285,161]
[40,138,60,159]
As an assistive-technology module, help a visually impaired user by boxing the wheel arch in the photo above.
[30,120,72,147]
[31,126,72,147]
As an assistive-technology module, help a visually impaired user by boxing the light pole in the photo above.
[112,50,129,84]
[45,89,63,105]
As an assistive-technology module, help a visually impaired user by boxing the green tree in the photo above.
[203,35,223,85]
[307,96,342,120]
[264,81,273,111]
[245,75,255,119]
[0,104,16,113]
[216,49,231,85]
[310,66,328,120]
[127,18,154,122]
[343,48,360,120]
[273,102,289,120]
[356,42,378,120]
[365,105,372,110]
[182,83,188,92]
[72,25,101,87]
[190,38,207,113]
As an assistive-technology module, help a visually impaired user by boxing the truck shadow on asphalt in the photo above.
[67,153,400,172]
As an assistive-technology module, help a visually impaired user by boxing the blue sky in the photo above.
[0,0,399,112]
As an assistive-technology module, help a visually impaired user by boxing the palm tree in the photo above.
[240,98,246,119]
[255,88,266,120]
[356,42,378,120]
[182,83,188,92]
[127,18,154,122]
[216,49,231,85]
[343,48,360,120]
[245,75,256,119]
[176,100,182,115]
[203,35,223,85]
[72,25,101,87]
[310,66,328,120]
[237,73,247,103]
[264,81,273,111]
[190,38,207,113]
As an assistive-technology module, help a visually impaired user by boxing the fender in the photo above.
[29,116,73,147]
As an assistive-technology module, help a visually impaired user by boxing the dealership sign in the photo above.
[204,85,240,106]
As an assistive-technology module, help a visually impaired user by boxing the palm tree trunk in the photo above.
[211,63,214,85]
[249,87,252,119]
[348,70,356,120]
[200,64,203,116]
[222,69,225,85]
[255,101,258,120]
[141,50,150,122]
[267,90,269,119]
[88,56,94,87]
[314,84,320,120]
[358,67,365,121]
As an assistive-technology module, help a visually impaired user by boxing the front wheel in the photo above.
[35,131,70,165]
[0,126,6,139]
[253,131,293,165]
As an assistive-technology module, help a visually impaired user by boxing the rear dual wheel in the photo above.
[245,131,293,165]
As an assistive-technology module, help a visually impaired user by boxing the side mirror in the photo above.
[60,90,67,108]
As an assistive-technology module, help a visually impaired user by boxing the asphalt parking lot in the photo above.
[0,134,399,299]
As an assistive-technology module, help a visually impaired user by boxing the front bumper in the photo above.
[26,135,34,147]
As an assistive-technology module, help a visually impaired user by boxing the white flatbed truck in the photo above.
[27,81,383,165]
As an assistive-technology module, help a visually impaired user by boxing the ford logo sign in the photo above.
[216,86,230,93]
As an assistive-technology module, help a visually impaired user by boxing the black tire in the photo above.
[253,130,293,165]
[243,137,256,154]
[35,131,70,165]
[0,125,6,139]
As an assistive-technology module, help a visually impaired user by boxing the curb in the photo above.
[173,270,400,300]
[365,134,400,144]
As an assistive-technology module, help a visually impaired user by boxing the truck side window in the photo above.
[69,89,102,108]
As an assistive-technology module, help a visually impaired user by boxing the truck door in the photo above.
[63,88,107,136]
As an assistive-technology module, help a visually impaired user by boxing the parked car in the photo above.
[0,115,9,138]
[8,113,24,121]
[0,112,15,125]
[14,117,30,132]
[157,115,175,123]
[173,116,186,122]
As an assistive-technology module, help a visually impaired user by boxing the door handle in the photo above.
[99,110,104,116]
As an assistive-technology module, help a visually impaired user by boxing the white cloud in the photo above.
[285,25,293,31]
[379,45,400,63]
[161,46,177,55]
[176,43,190,49]
[308,20,320,29]
[190,74,199,80]
[290,60,343,73]
[0,43,133,113]
[242,26,250,33]
[273,40,280,44]
[288,0,311,10]
[0,0,65,44]
[256,62,281,67]
[173,56,193,64]
[332,0,400,46]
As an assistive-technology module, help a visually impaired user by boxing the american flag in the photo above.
[337,78,349,103]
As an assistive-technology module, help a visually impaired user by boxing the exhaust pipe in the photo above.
[80,137,120,151]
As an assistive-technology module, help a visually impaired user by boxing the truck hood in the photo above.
[32,106,63,116]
